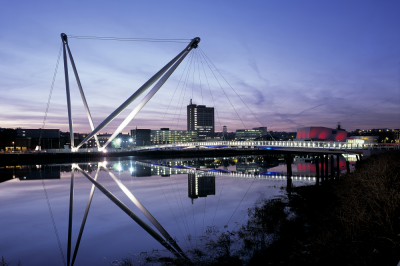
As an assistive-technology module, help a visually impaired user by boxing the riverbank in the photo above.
[131,150,400,266]
[247,149,400,265]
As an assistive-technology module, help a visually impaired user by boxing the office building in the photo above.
[17,128,60,139]
[235,128,263,141]
[254,127,268,136]
[265,131,297,141]
[347,136,379,144]
[151,128,198,144]
[222,125,227,139]
[130,128,198,146]
[130,129,152,146]
[16,128,60,149]
[187,99,214,138]
[348,128,400,143]
[0,128,31,151]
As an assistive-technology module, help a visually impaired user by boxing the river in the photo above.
[0,154,325,265]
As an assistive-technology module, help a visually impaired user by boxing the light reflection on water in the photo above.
[0,155,320,265]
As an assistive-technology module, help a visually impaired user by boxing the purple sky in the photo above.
[1,1,399,133]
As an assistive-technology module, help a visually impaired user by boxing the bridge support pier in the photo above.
[346,161,350,174]
[330,155,334,178]
[285,153,292,190]
[325,155,329,178]
[320,155,324,181]
[336,154,340,178]
[315,157,320,185]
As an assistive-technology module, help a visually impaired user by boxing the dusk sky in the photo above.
[1,1,399,134]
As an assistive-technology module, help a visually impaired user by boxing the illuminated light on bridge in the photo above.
[260,171,280,175]
[259,146,278,150]
[204,169,229,173]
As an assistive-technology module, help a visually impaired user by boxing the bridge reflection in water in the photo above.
[1,154,341,265]
[69,162,189,266]
[2,154,343,184]
[65,157,318,265]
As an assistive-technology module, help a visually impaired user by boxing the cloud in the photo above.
[295,103,326,116]
[248,58,270,85]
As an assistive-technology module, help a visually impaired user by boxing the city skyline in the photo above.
[1,1,399,134]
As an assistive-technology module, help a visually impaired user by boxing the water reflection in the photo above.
[188,173,215,202]
[293,155,347,175]
[0,165,61,182]
[0,154,349,185]
[0,154,344,265]
[73,164,188,263]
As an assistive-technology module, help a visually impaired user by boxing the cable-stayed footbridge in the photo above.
[35,33,400,157]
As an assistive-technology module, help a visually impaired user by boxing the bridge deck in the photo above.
[29,140,399,155]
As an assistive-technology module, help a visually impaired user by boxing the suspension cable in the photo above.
[211,176,226,227]
[174,50,194,130]
[38,43,62,150]
[172,172,194,249]
[232,185,273,232]
[41,169,66,266]
[67,35,190,43]
[191,50,196,101]
[167,173,193,249]
[154,174,190,249]
[202,195,207,237]
[190,192,198,247]
[199,48,276,139]
[197,50,226,131]
[224,176,257,229]
[175,53,193,129]
[198,48,245,129]
[199,48,264,128]
[196,50,204,105]
[160,50,193,128]
[169,52,194,130]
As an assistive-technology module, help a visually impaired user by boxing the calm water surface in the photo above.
[1,155,318,265]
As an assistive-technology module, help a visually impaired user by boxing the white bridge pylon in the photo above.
[60,33,201,152]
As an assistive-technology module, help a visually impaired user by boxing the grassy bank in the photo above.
[247,150,400,265]
[110,150,400,266]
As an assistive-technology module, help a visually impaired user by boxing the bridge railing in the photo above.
[143,140,400,151]
[36,140,400,154]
